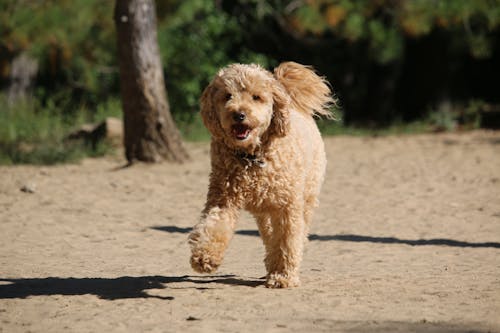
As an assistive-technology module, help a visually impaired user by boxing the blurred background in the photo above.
[1,0,499,164]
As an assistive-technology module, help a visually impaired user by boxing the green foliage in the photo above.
[176,114,211,142]
[1,0,271,117]
[285,0,500,63]
[317,100,489,136]
[317,117,431,137]
[426,100,488,131]
[0,95,119,165]
[1,0,117,110]
[1,0,272,164]
[427,103,458,132]
[158,0,272,119]
[1,0,499,164]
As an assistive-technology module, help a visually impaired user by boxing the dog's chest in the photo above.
[230,163,293,211]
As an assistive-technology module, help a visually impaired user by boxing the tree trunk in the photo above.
[8,52,38,105]
[114,0,189,163]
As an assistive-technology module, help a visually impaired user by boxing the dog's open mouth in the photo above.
[231,124,251,140]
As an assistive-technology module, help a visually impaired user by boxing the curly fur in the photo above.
[189,62,334,288]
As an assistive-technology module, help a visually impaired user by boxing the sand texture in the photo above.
[1,130,499,332]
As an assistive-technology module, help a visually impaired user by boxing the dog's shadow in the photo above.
[153,226,500,249]
[0,275,264,301]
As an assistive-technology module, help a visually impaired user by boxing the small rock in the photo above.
[20,184,36,193]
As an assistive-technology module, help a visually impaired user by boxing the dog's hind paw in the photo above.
[265,272,300,288]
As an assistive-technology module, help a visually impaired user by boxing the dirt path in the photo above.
[1,131,499,332]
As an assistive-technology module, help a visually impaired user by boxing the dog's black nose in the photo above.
[232,112,246,122]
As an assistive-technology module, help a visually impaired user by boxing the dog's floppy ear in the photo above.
[200,81,224,140]
[269,82,291,137]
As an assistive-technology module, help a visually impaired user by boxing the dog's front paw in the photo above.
[188,229,224,273]
[265,272,300,288]
[190,250,221,274]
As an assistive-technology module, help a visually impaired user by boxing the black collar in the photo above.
[235,151,267,167]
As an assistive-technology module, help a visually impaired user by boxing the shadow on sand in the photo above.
[0,275,264,300]
[152,226,500,249]
[0,276,491,332]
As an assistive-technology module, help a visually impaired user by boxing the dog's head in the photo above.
[200,64,290,151]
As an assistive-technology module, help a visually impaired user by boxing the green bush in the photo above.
[0,94,120,165]
[1,0,273,121]
[225,0,500,124]
[0,0,273,163]
[280,0,500,63]
[158,0,272,120]
[1,0,118,112]
[1,0,499,165]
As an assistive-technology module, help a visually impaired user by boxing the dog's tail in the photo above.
[274,62,335,119]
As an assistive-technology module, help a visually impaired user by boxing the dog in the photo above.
[188,62,334,288]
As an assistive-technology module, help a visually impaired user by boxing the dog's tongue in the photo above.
[232,124,250,140]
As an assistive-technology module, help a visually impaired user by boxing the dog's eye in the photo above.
[252,95,261,101]
[225,93,232,101]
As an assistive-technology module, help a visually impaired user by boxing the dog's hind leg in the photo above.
[303,193,320,241]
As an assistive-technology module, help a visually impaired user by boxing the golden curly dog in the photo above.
[188,62,334,288]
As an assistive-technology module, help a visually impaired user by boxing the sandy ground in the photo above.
[1,130,499,333]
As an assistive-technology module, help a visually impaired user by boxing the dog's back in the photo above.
[274,62,332,210]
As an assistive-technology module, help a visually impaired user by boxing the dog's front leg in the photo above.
[265,207,305,288]
[188,204,239,274]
